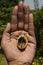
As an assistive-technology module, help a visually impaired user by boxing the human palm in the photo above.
[1,1,36,65]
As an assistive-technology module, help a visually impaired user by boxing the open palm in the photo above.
[1,1,36,65]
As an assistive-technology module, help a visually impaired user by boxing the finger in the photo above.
[4,23,11,33]
[24,5,29,31]
[18,1,24,30]
[24,24,29,31]
[24,15,29,31]
[18,12,24,21]
[24,5,30,14]
[1,23,11,49]
[18,21,24,30]
[28,13,35,36]
[11,6,18,31]
[18,1,24,12]
[12,6,18,15]
[18,1,24,21]
[11,6,18,23]
[2,23,11,41]
[11,16,17,31]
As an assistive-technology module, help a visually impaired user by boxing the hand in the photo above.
[1,1,36,65]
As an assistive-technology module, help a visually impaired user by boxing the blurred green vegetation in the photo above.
[33,7,43,57]
[0,48,8,65]
[0,0,43,65]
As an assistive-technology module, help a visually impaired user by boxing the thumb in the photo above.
[1,23,11,50]
[2,23,11,41]
[4,23,11,33]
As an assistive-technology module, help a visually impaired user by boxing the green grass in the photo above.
[0,48,8,65]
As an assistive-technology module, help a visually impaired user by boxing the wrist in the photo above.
[8,60,31,65]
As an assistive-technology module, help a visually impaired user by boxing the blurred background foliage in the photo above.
[0,0,43,65]
[33,8,43,57]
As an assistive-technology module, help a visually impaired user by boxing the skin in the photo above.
[1,1,36,65]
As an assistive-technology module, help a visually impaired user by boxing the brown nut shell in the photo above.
[17,35,28,50]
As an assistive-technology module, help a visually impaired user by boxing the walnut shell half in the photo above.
[17,35,28,51]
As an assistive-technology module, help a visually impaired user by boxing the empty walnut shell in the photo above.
[17,35,28,50]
